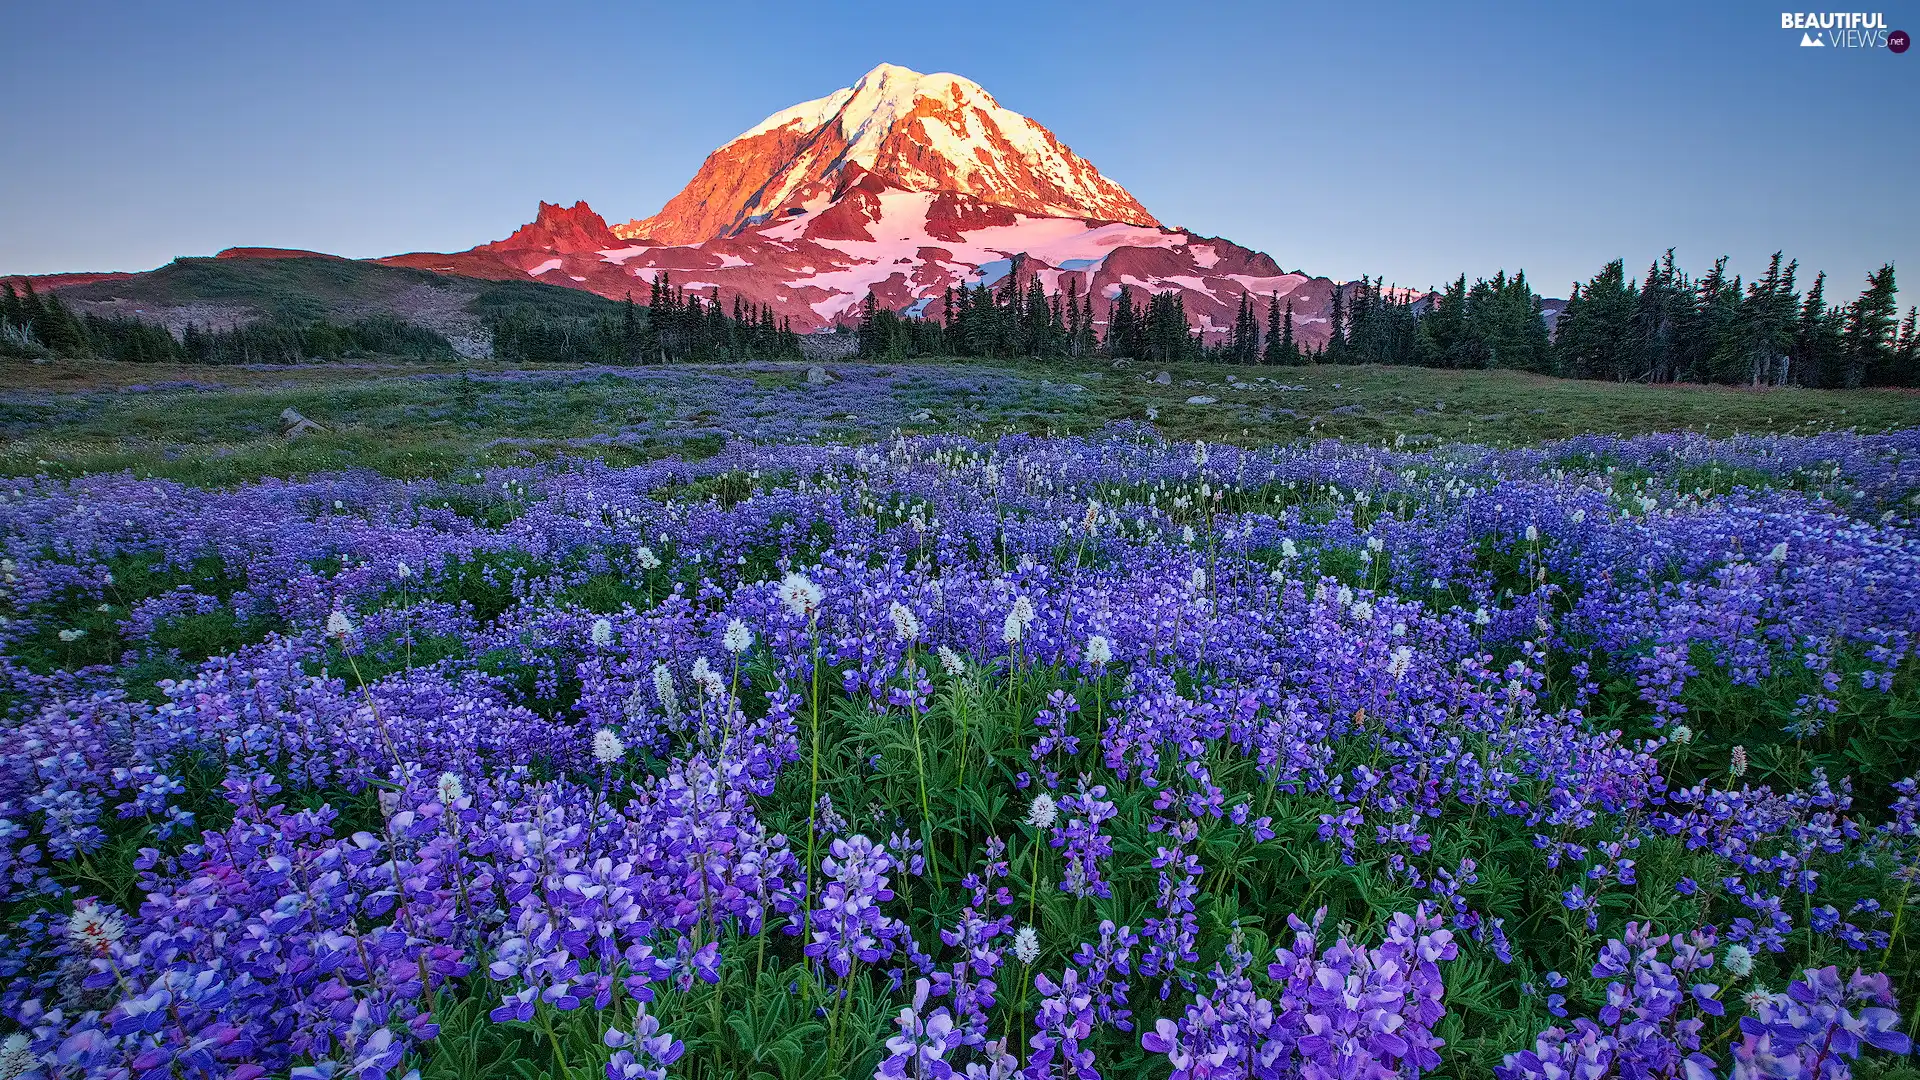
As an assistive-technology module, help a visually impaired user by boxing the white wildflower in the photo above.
[888,601,922,643]
[1525,525,1539,543]
[1729,745,1748,778]
[1010,595,1035,628]
[1002,612,1024,645]
[722,618,753,655]
[653,663,679,718]
[436,771,465,804]
[67,902,125,953]
[1350,600,1373,622]
[1182,525,1196,544]
[57,628,85,642]
[1084,635,1112,668]
[592,727,627,764]
[937,645,966,677]
[778,571,824,618]
[636,546,662,570]
[1012,925,1041,965]
[590,618,615,648]
[1387,645,1414,681]
[0,1033,35,1080]
[1280,538,1299,559]
[691,656,724,698]
[1473,607,1493,627]
[1190,567,1207,592]
[1367,536,1385,553]
[1025,792,1059,830]
[1768,542,1789,564]
[395,560,412,580]
[1670,724,1695,745]
[1723,943,1754,978]
[326,610,354,638]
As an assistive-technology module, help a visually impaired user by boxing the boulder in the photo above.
[807,365,833,385]
[1186,395,1218,406]
[1153,371,1171,385]
[280,407,327,439]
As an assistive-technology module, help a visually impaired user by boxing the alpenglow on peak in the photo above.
[616,62,1158,244]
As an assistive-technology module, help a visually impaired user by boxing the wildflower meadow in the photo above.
[1,419,1918,1080]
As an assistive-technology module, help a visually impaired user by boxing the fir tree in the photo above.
[1841,263,1898,388]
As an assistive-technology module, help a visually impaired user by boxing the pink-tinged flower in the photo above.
[779,571,823,617]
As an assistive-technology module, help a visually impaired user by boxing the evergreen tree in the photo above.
[1106,286,1137,359]
[1841,263,1898,388]
[1894,306,1919,383]
[1231,292,1258,364]
[1325,283,1346,358]
[1790,271,1841,388]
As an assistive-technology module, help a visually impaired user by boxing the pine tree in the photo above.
[1231,292,1257,364]
[1894,306,1919,384]
[1,282,21,331]
[1107,286,1137,359]
[621,291,640,364]
[1326,283,1346,359]
[1841,263,1898,387]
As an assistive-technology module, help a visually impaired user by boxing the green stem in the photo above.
[1882,877,1911,970]
[804,618,821,945]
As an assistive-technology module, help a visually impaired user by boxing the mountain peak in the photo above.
[619,64,1157,244]
[488,200,620,253]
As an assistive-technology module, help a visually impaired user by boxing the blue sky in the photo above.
[3,1,1914,299]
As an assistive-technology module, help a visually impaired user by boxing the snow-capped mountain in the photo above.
[619,63,1158,245]
[378,63,1344,342]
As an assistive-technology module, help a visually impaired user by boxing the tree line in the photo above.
[853,251,1915,387]
[489,273,803,364]
[7,251,1913,387]
[1,281,453,363]
[1,273,803,367]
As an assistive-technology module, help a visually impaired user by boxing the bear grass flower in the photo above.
[936,645,966,677]
[1084,635,1112,668]
[1026,792,1059,830]
[888,600,922,643]
[0,1034,37,1080]
[1012,925,1041,965]
[779,571,823,617]
[592,727,627,764]
[67,900,125,953]
[722,618,753,654]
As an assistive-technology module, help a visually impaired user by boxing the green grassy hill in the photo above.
[46,256,628,352]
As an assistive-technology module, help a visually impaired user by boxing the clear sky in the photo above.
[3,0,1914,300]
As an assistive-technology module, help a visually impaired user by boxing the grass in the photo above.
[50,254,628,324]
[2,354,1915,484]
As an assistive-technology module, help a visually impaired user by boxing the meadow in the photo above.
[1,356,1919,1080]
